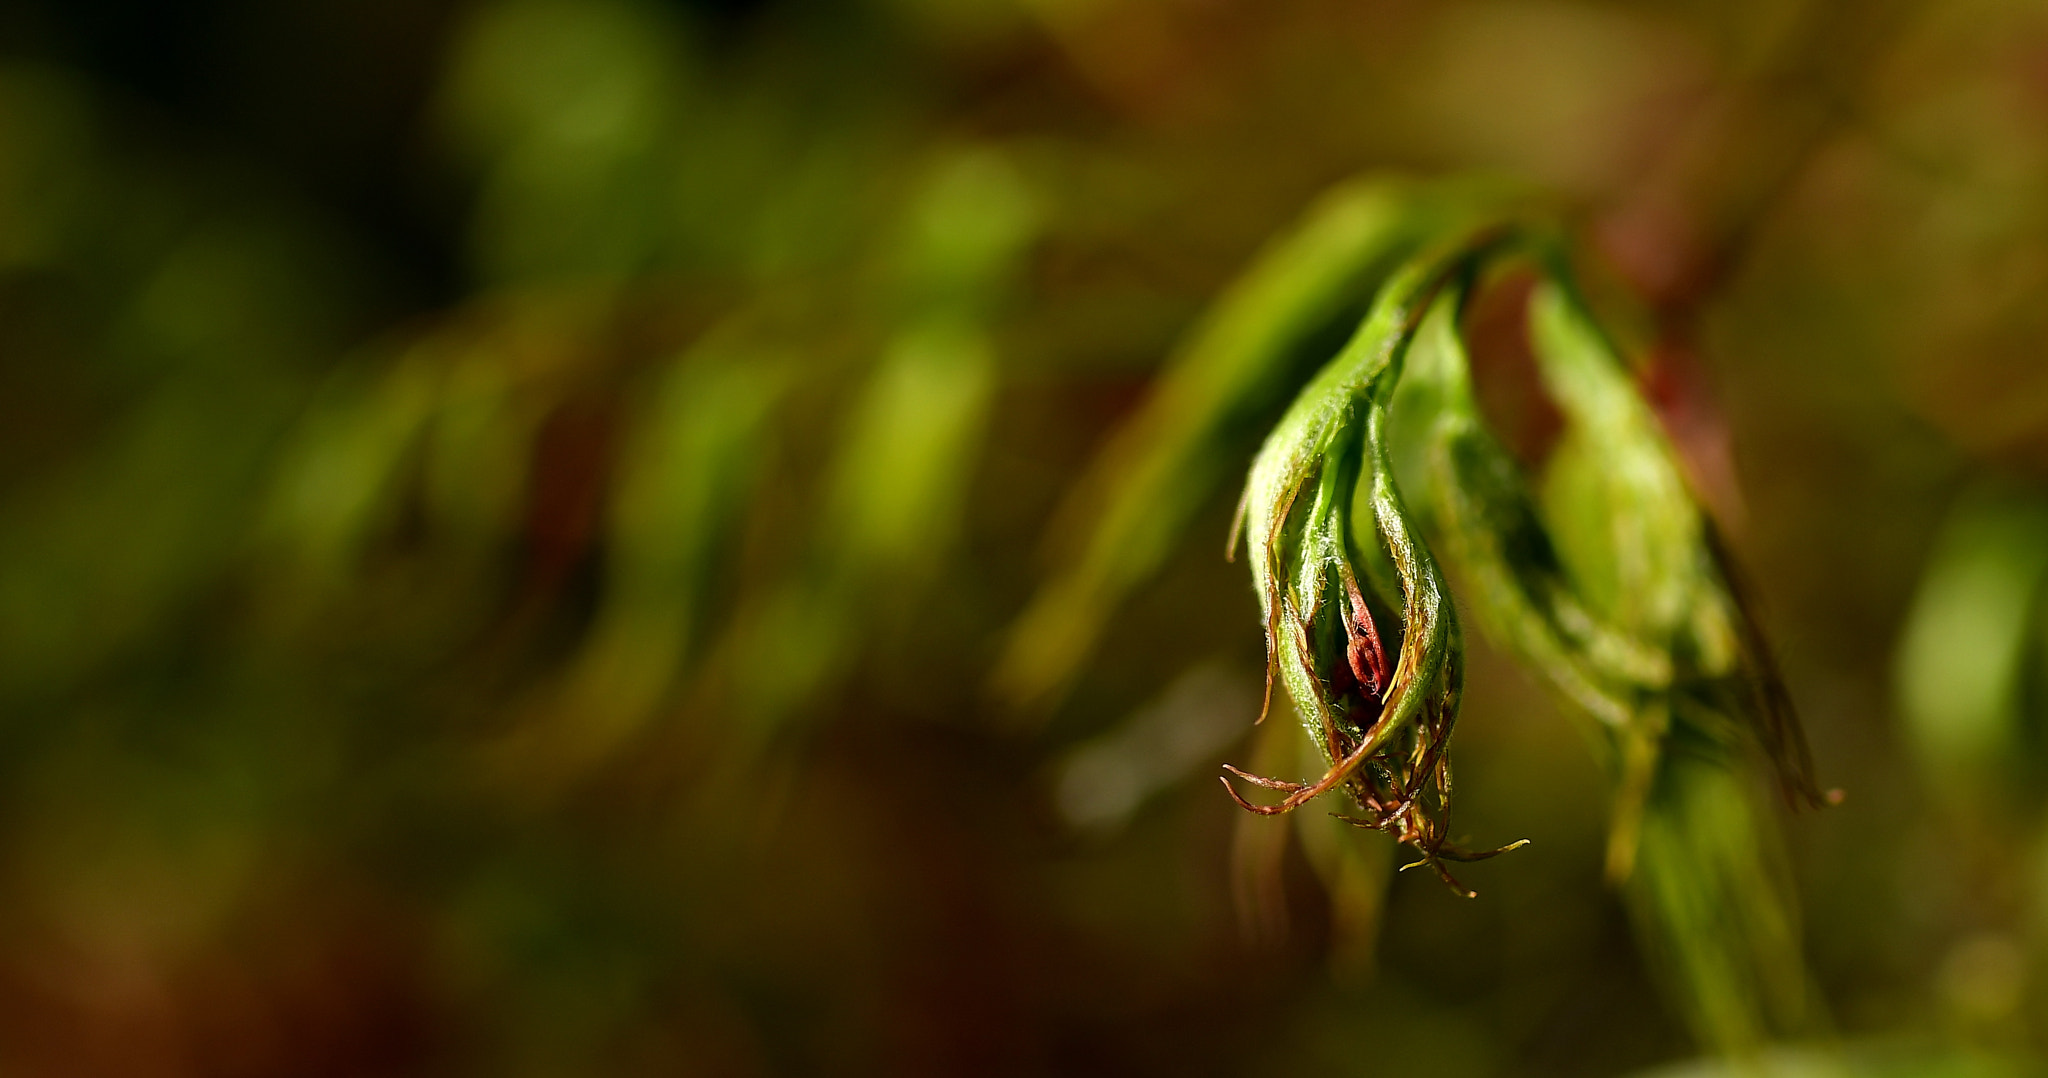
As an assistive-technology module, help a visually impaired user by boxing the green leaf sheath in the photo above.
[1226,223,1526,892]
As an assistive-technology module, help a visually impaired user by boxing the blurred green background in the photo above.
[2,0,2048,1074]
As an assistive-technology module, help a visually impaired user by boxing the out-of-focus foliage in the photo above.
[5,0,2048,1074]
[1897,484,2048,807]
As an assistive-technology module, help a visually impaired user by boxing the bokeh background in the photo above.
[3,0,2048,1074]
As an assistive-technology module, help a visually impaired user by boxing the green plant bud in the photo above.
[1222,225,1527,896]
